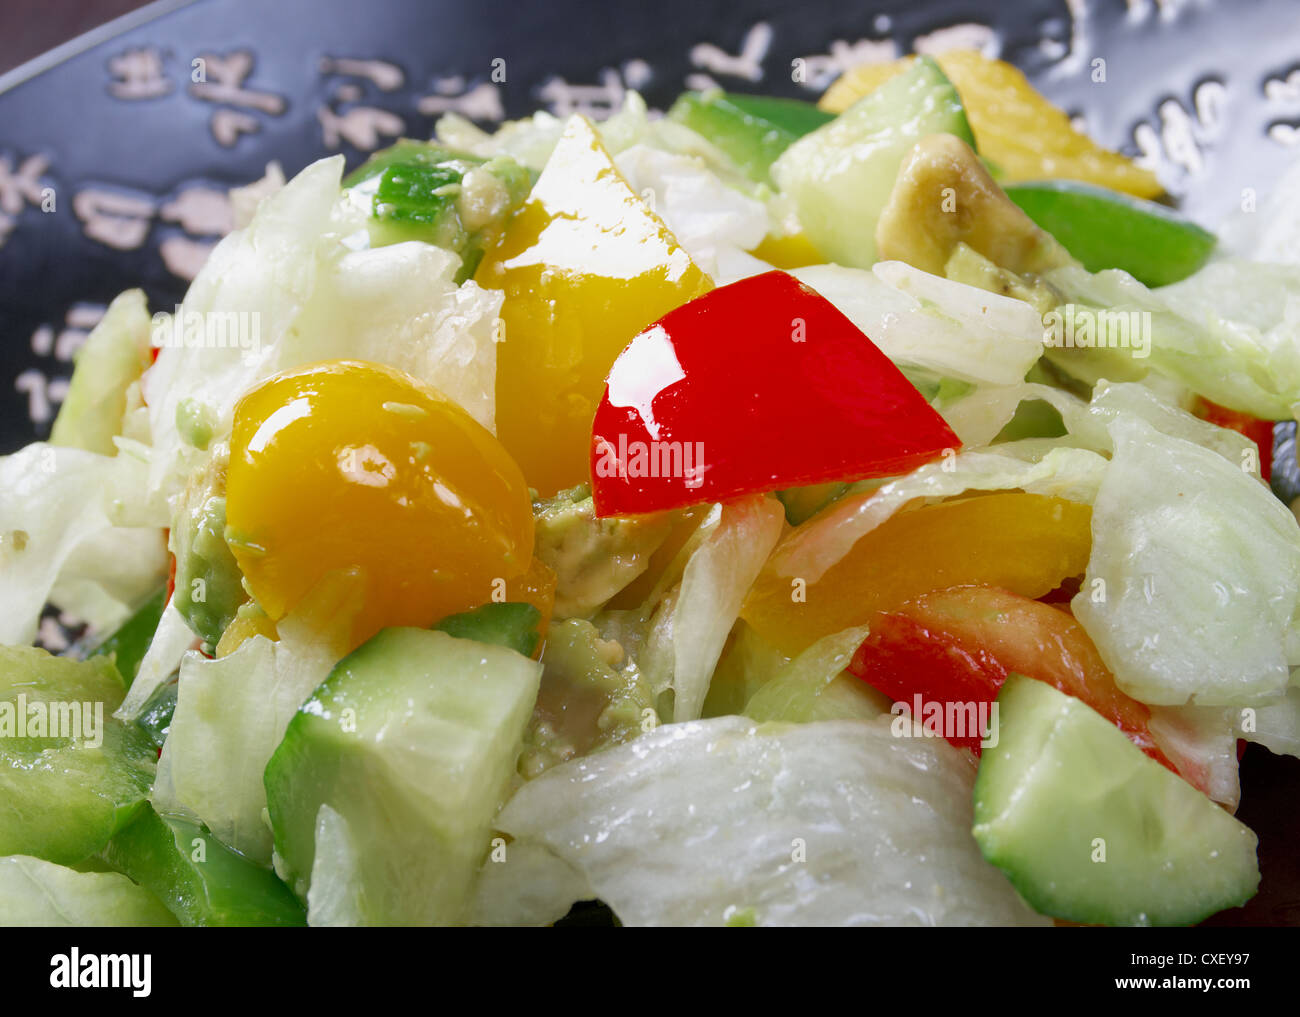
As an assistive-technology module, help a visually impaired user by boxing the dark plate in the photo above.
[2,0,1298,926]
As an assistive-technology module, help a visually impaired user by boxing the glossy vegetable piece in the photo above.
[1005,180,1216,287]
[344,140,533,281]
[474,115,713,496]
[433,601,543,657]
[590,271,960,516]
[666,90,833,184]
[87,586,166,687]
[0,647,156,865]
[102,807,305,927]
[819,50,1162,198]
[264,627,541,924]
[973,675,1259,926]
[742,492,1092,655]
[225,360,535,651]
[846,585,1184,774]
[773,56,974,268]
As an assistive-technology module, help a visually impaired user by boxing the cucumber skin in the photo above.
[973,675,1259,927]
[771,56,974,269]
[264,627,542,923]
[103,807,305,927]
[1006,180,1216,287]
[433,601,542,656]
[667,91,833,185]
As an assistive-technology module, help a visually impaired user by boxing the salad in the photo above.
[2,48,1299,928]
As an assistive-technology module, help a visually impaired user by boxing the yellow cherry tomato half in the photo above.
[226,359,534,648]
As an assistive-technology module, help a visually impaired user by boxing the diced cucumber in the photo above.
[1005,180,1216,287]
[0,854,178,927]
[102,806,305,927]
[0,647,156,865]
[264,627,542,924]
[667,91,834,185]
[973,674,1260,926]
[433,601,542,657]
[771,55,973,268]
[86,586,166,687]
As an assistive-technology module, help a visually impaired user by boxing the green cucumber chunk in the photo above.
[264,627,542,924]
[771,55,974,268]
[1006,180,1216,287]
[433,601,542,657]
[973,674,1259,926]
[102,806,305,927]
[667,90,833,184]
[87,586,166,687]
[0,647,155,865]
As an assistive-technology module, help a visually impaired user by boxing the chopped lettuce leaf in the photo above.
[1046,260,1300,419]
[1073,416,1300,705]
[743,625,889,723]
[1235,685,1300,758]
[495,716,1050,926]
[152,579,356,864]
[468,840,592,927]
[0,854,178,927]
[662,495,785,721]
[49,289,153,456]
[791,262,1044,387]
[304,804,365,927]
[0,444,163,645]
[614,144,769,282]
[115,603,196,720]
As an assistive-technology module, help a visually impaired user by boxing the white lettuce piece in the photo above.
[152,610,342,865]
[495,715,1050,927]
[0,444,163,645]
[49,289,153,456]
[1236,685,1300,758]
[1073,416,1300,706]
[1047,261,1300,419]
[305,804,365,928]
[0,855,178,927]
[791,262,1044,387]
[468,840,591,927]
[115,602,196,721]
[665,495,785,722]
[614,144,769,282]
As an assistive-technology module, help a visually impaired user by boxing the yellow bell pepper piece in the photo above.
[475,116,713,496]
[818,50,1161,199]
[741,492,1093,655]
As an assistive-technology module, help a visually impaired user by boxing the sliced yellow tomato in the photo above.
[818,50,1161,199]
[741,492,1093,655]
[474,115,713,497]
[226,359,535,649]
[749,231,824,269]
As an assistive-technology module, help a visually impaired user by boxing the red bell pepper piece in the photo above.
[589,270,959,516]
[846,584,1220,794]
[1193,397,1273,482]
